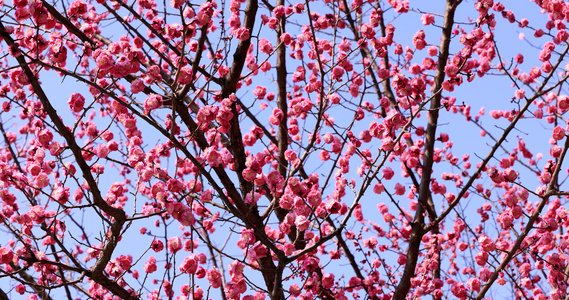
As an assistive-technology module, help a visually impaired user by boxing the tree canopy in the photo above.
[0,0,569,299]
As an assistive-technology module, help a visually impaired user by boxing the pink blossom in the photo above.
[558,95,569,111]
[179,254,198,274]
[233,27,250,41]
[331,66,345,81]
[237,228,256,249]
[144,256,157,273]
[294,215,309,231]
[408,64,421,74]
[360,24,375,39]
[280,32,293,45]
[96,144,109,158]
[269,108,284,125]
[67,93,85,113]
[95,50,114,70]
[322,273,335,289]
[218,65,230,77]
[204,148,222,167]
[382,167,394,180]
[34,172,50,189]
[450,282,467,299]
[260,61,272,72]
[489,110,503,119]
[206,268,222,288]
[550,145,562,158]
[144,94,162,114]
[67,1,88,16]
[36,129,54,146]
[412,30,426,50]
[151,239,164,252]
[253,86,267,99]
[421,13,435,25]
[248,241,268,260]
[168,236,183,253]
[170,0,183,9]
[229,260,245,279]
[552,126,565,140]
[284,149,297,161]
[195,3,213,26]
[51,184,70,204]
[177,66,193,85]
[466,278,481,292]
[258,38,273,54]
[444,64,459,77]
[228,15,241,29]
[267,17,279,29]
[319,150,330,161]
[279,195,293,209]
[397,254,406,265]
[363,237,377,249]
[15,284,25,295]
[0,246,14,264]
[394,183,405,195]
[475,250,488,266]
[530,67,542,78]
[272,5,286,17]
[373,182,384,194]
[542,61,553,73]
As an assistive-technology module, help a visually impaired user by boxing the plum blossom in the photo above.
[233,27,250,41]
[258,38,273,54]
[177,66,193,85]
[0,247,14,264]
[144,94,163,114]
[144,256,157,273]
[552,126,565,140]
[168,236,183,253]
[206,268,222,288]
[67,93,85,113]
[421,13,435,25]
[179,254,198,274]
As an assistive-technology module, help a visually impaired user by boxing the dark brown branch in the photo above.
[392,1,461,299]
[215,0,283,296]
[270,0,302,297]
[222,0,257,199]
